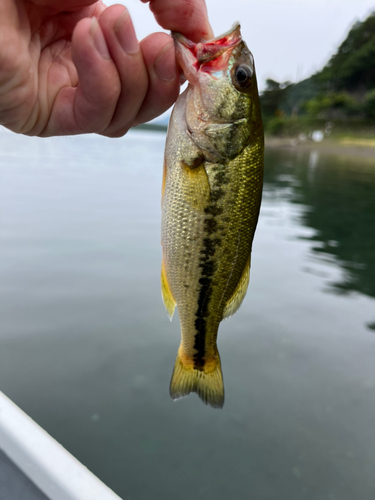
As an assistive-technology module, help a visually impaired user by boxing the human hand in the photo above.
[0,0,213,137]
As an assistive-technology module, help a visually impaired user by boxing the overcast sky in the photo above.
[108,0,375,90]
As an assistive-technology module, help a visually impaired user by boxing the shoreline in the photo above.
[265,136,375,160]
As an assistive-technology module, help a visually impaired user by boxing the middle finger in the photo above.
[98,5,148,137]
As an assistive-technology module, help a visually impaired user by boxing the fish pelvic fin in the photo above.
[161,259,176,321]
[222,255,251,320]
[170,346,224,409]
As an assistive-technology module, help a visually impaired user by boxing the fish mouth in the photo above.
[173,23,242,83]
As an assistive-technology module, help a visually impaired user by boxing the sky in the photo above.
[108,0,375,90]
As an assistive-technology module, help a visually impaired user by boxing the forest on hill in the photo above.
[260,12,375,136]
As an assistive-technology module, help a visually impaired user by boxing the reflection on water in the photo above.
[264,148,375,330]
[1,131,375,500]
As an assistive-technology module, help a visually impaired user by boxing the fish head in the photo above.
[173,23,260,125]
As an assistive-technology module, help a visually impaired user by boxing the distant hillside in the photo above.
[318,12,375,92]
[261,12,375,131]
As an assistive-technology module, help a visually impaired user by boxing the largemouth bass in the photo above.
[161,23,264,408]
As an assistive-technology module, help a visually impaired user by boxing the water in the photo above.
[1,130,375,500]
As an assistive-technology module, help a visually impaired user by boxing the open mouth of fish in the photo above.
[173,23,243,77]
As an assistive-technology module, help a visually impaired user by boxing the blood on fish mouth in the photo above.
[173,23,242,73]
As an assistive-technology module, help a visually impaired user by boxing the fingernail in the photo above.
[90,18,110,59]
[154,42,176,82]
[115,9,139,54]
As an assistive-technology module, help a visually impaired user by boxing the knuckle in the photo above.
[0,29,37,129]
[0,30,24,83]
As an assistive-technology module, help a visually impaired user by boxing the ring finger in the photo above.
[98,5,148,137]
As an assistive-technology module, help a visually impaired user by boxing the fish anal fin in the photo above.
[161,259,176,321]
[170,346,224,408]
[181,160,210,211]
[222,255,251,320]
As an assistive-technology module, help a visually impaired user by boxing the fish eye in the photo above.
[233,64,253,91]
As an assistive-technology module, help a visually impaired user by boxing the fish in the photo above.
[161,23,264,408]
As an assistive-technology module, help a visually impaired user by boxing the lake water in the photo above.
[1,130,375,500]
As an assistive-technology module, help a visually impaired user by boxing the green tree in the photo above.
[318,13,375,91]
[364,89,375,118]
[260,79,291,118]
[303,92,359,118]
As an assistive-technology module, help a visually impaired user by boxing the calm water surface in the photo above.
[1,131,375,500]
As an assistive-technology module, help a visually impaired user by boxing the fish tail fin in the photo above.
[169,346,224,409]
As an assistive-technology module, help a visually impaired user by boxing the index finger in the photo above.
[141,0,213,42]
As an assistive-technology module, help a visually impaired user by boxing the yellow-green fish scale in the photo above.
[162,90,263,369]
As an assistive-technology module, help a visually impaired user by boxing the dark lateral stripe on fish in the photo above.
[194,241,218,369]
[193,164,229,369]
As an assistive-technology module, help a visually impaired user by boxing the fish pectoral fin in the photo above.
[161,259,176,321]
[170,347,224,409]
[181,160,210,211]
[222,255,251,320]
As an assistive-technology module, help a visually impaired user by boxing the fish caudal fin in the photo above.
[169,347,224,408]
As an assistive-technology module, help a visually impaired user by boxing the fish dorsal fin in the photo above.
[181,160,210,211]
[161,259,176,321]
[222,256,251,320]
